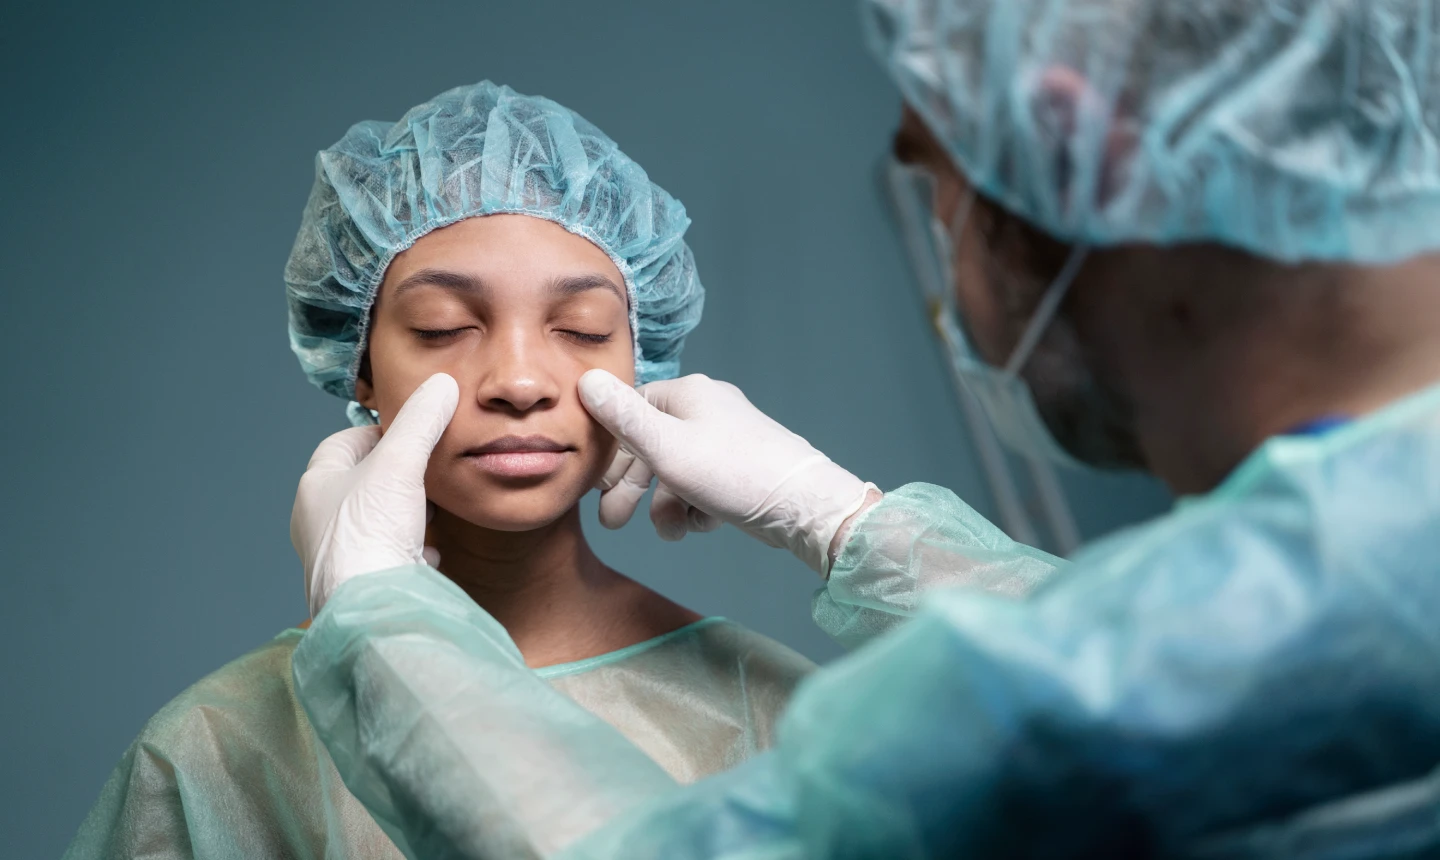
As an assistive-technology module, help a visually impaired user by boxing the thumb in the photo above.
[578,369,682,466]
[305,425,382,473]
[368,373,460,478]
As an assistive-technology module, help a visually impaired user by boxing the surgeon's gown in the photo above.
[292,383,1440,858]
[63,616,814,858]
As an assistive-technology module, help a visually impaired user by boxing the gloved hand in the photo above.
[580,370,876,575]
[292,373,460,616]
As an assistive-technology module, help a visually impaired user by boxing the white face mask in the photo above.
[891,162,1089,468]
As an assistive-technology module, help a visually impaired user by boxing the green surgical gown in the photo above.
[294,383,1440,858]
[64,617,813,859]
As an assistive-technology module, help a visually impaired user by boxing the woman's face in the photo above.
[356,214,635,531]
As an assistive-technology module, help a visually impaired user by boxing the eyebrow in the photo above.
[392,268,487,297]
[549,273,627,304]
[391,268,626,305]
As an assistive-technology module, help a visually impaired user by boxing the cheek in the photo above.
[368,328,467,427]
[577,310,636,385]
[578,361,625,472]
[585,333,633,445]
[598,340,636,387]
[954,232,1011,365]
[584,421,621,471]
[934,173,969,228]
[569,342,629,480]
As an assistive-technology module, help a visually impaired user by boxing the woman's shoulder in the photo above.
[687,618,817,696]
[679,620,817,755]
[541,618,817,778]
[136,629,311,756]
[67,631,401,858]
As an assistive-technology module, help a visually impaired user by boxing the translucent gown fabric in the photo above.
[284,80,705,421]
[863,0,1440,264]
[63,616,812,859]
[296,383,1440,858]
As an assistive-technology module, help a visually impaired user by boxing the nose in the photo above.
[473,328,561,415]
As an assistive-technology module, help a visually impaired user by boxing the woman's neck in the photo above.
[427,505,701,668]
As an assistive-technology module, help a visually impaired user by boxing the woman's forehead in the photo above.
[382,214,626,303]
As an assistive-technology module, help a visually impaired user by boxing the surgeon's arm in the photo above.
[816,483,1067,648]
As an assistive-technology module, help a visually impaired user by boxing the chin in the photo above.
[430,477,589,532]
[1040,389,1147,471]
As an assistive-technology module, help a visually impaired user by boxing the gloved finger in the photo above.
[641,373,757,420]
[306,425,383,473]
[688,508,723,533]
[650,483,692,542]
[635,374,708,418]
[598,454,654,530]
[422,546,441,568]
[368,373,461,479]
[577,369,684,469]
[595,445,637,492]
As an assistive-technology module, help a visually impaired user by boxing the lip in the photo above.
[461,435,575,480]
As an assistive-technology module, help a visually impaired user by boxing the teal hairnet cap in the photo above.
[864,0,1440,264]
[285,81,704,422]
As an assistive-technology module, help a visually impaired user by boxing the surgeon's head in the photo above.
[874,0,1440,493]
[285,81,704,525]
[893,105,1145,473]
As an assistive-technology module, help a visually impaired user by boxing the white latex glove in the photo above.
[580,370,876,575]
[292,373,460,616]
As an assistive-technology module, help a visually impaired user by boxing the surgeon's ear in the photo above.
[1031,66,1140,209]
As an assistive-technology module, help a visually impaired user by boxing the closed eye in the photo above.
[413,327,472,341]
[561,330,613,345]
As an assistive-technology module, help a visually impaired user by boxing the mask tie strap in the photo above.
[1004,244,1089,377]
[932,191,977,280]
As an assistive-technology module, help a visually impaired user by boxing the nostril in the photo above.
[485,394,557,415]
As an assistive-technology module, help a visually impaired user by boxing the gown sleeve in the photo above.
[815,483,1068,648]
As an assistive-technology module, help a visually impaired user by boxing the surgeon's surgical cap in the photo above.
[285,81,704,423]
[864,0,1440,264]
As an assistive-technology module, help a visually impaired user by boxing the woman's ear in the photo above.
[354,375,378,413]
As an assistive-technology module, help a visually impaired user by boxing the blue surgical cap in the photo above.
[864,0,1440,264]
[285,81,704,422]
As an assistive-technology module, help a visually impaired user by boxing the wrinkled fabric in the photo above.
[544,619,810,784]
[285,80,705,422]
[298,382,1440,858]
[62,632,396,860]
[64,610,811,859]
[864,0,1440,264]
[814,482,1066,649]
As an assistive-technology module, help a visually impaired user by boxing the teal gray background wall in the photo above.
[0,1,1171,854]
